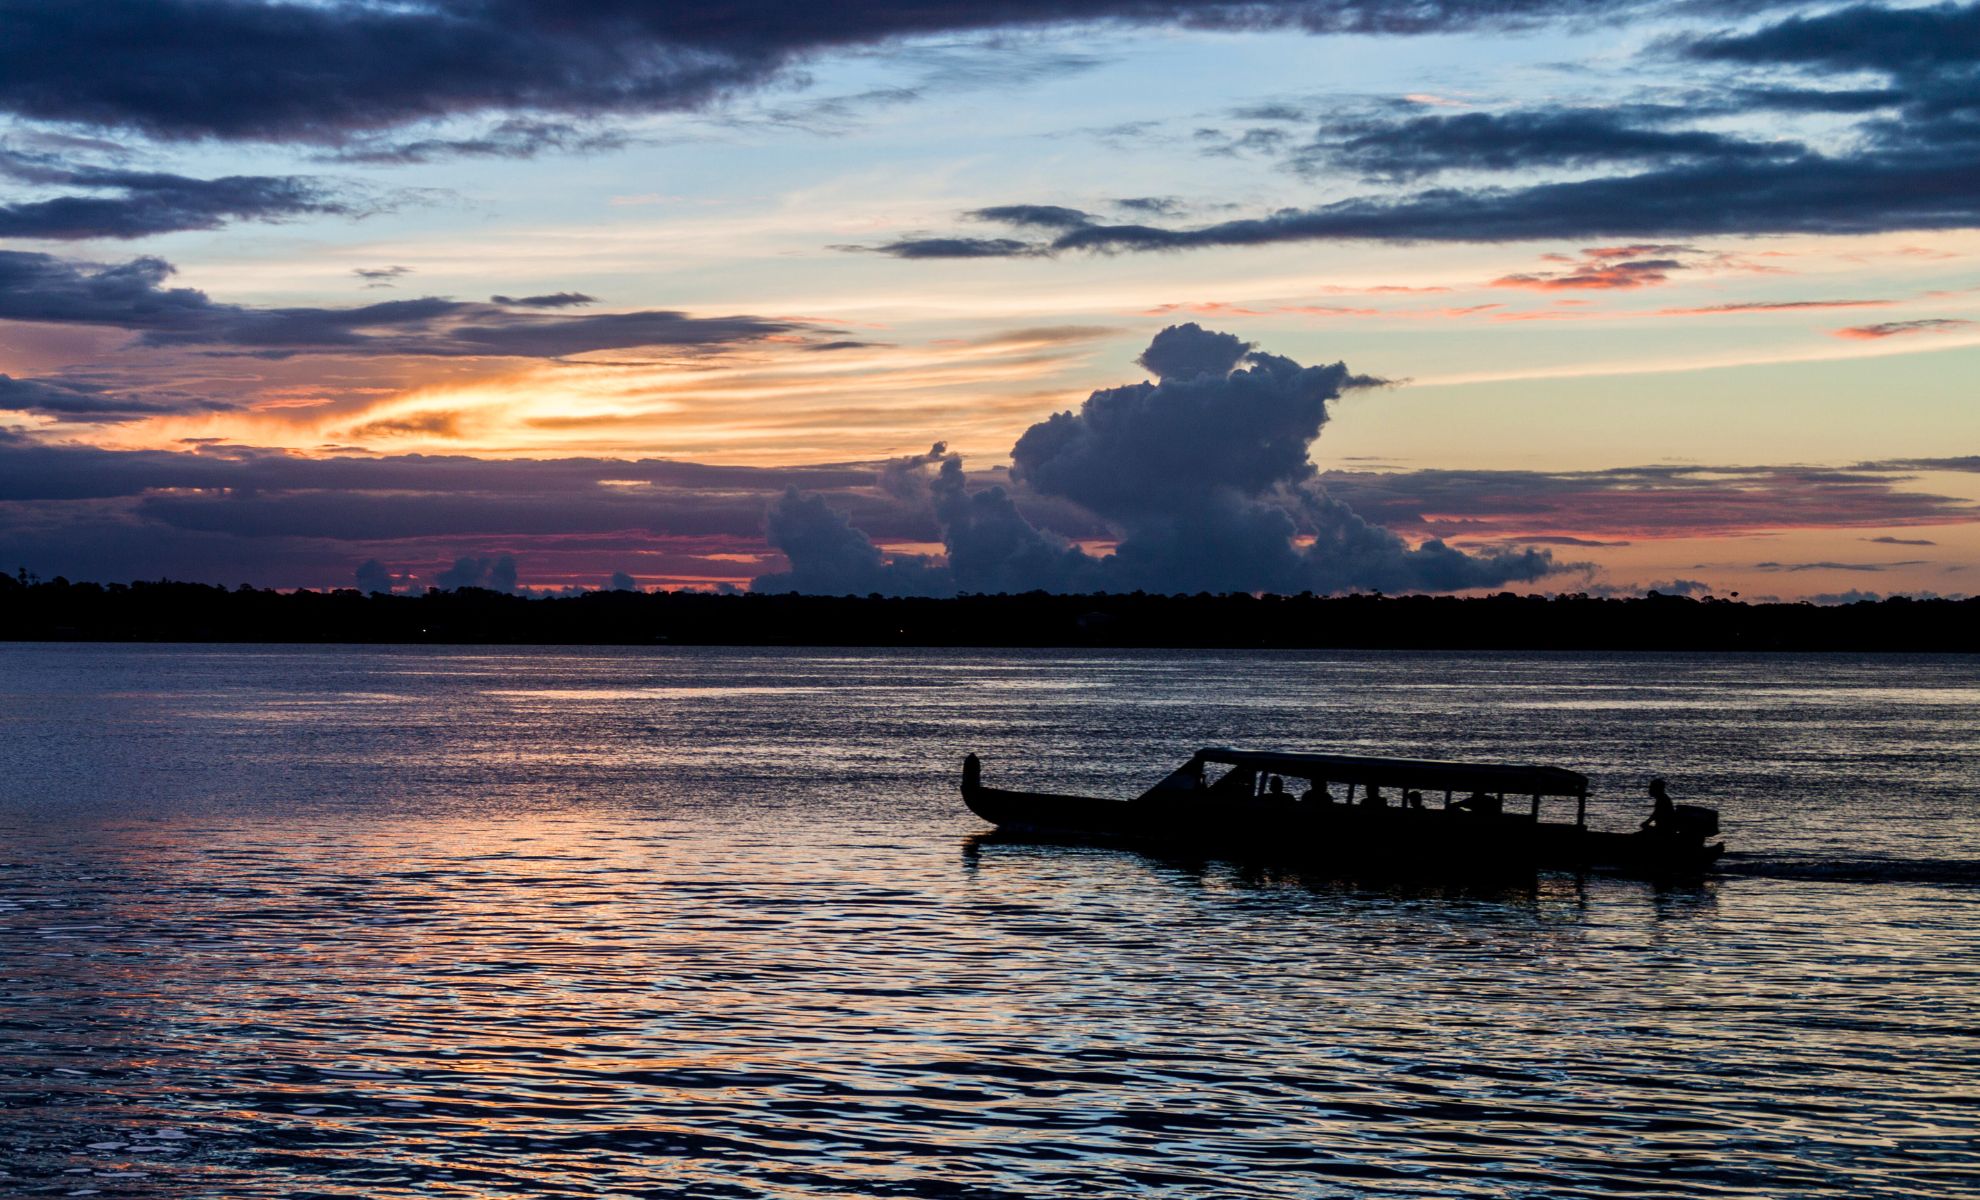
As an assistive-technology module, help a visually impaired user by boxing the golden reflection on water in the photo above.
[1,647,1978,1197]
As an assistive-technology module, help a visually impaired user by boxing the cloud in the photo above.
[607,570,639,592]
[321,118,629,165]
[857,236,1048,260]
[1661,298,1893,315]
[490,292,597,308]
[875,144,1980,255]
[751,487,953,596]
[1586,576,1714,598]
[354,557,416,595]
[756,324,1560,596]
[1325,464,1980,540]
[355,265,412,287]
[436,553,518,593]
[1834,318,1974,340]
[1755,559,1926,573]
[1682,3,1980,78]
[0,249,810,358]
[969,204,1095,230]
[0,1,1693,147]
[0,372,231,423]
[2,424,1970,594]
[1309,107,1798,181]
[866,4,1980,258]
[1492,245,1693,291]
[0,149,362,239]
[1867,535,1936,546]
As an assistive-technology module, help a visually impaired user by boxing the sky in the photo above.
[1,0,1976,601]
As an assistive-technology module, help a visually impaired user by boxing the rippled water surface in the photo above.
[2,645,1977,1198]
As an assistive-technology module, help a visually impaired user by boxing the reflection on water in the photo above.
[1,645,1977,1198]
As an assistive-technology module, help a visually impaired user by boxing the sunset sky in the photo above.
[2,0,1977,599]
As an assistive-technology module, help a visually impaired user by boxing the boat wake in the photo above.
[1719,853,1980,887]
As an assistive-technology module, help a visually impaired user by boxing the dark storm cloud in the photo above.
[865,3,1980,257]
[757,325,1559,596]
[0,249,806,358]
[0,1,1751,146]
[0,150,363,240]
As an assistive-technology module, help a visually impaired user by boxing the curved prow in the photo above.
[961,752,982,794]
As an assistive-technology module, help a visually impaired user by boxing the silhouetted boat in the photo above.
[960,748,1725,878]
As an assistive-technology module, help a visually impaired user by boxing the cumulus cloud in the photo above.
[755,324,1559,596]
[751,487,953,596]
[354,557,418,595]
[1586,576,1715,598]
[1,423,1971,593]
[437,553,519,593]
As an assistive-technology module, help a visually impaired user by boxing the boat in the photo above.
[960,747,1725,878]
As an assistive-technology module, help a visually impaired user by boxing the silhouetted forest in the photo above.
[2,574,1976,651]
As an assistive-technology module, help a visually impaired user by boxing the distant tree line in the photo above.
[2,573,1976,651]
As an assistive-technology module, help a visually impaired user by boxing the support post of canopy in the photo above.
[1576,787,1586,829]
[1530,793,1540,820]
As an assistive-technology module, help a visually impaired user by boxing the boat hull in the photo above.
[963,783,1723,878]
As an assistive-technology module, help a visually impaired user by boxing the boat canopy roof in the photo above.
[1195,747,1588,797]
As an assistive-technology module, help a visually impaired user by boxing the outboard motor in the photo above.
[962,753,981,792]
[1672,804,1720,839]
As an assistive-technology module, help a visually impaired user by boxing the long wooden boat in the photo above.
[961,747,1725,878]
